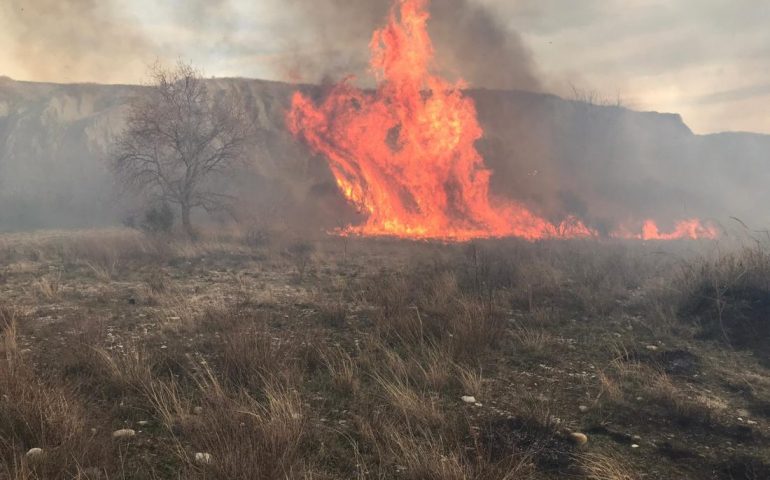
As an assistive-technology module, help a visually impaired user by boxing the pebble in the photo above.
[578,405,589,413]
[569,432,589,446]
[112,429,136,439]
[137,420,150,426]
[193,406,204,415]
[26,448,44,459]
[631,444,640,449]
[195,452,213,465]
[645,345,658,351]
[461,396,476,404]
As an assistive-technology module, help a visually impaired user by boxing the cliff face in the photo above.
[1,77,768,232]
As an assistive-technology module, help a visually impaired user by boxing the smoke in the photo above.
[0,0,155,84]
[280,0,541,91]
[1,0,540,91]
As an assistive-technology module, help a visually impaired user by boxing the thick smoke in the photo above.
[281,0,541,91]
[0,0,154,84]
[0,0,248,84]
[1,0,539,90]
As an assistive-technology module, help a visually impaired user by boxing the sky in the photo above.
[1,0,768,134]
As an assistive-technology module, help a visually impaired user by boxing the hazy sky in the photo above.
[1,0,768,134]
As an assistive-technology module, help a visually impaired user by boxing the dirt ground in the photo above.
[0,228,768,479]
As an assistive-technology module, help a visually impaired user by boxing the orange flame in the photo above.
[612,219,719,241]
[287,0,716,242]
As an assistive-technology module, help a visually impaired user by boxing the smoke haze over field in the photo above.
[1,0,770,234]
[1,0,768,132]
[1,77,770,234]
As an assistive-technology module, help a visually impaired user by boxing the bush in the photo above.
[142,203,175,234]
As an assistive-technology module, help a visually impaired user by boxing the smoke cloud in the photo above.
[279,0,541,91]
[0,0,154,84]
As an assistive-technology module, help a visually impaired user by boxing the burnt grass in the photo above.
[0,229,769,479]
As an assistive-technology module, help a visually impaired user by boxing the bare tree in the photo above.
[113,62,253,238]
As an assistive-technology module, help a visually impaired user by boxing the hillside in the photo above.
[1,76,768,232]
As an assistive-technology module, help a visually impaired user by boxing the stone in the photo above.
[195,452,213,465]
[137,420,150,426]
[631,444,640,448]
[25,448,44,459]
[112,429,136,439]
[569,432,588,445]
[578,405,590,413]
[193,406,204,415]
[461,396,476,404]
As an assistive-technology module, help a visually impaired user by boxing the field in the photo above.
[0,228,769,479]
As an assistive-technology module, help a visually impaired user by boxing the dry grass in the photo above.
[375,373,444,427]
[320,346,360,396]
[31,273,61,300]
[0,307,108,480]
[512,324,561,356]
[1,229,769,479]
[179,369,308,479]
[456,363,485,398]
[579,452,639,480]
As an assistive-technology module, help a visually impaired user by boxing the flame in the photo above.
[613,219,719,241]
[287,0,716,242]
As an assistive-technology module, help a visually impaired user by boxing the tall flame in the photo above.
[287,0,716,242]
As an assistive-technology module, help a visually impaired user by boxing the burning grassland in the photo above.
[288,0,717,242]
[0,227,769,479]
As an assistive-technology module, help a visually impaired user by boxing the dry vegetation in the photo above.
[0,228,769,479]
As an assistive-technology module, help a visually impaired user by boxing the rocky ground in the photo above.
[0,228,769,479]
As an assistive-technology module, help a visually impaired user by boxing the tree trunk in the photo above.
[181,204,196,240]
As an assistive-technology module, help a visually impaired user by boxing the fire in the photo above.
[287,0,716,242]
[613,219,719,241]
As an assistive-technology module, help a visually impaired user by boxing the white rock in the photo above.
[137,420,150,426]
[474,402,483,407]
[461,396,476,404]
[112,429,136,439]
[193,406,204,415]
[645,345,658,351]
[578,405,589,413]
[195,452,213,465]
[631,444,640,448]
[569,432,588,445]
[26,448,44,459]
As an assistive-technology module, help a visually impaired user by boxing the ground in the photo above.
[0,228,769,479]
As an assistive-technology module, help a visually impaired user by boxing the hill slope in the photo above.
[1,76,768,232]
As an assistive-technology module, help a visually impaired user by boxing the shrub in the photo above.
[142,203,175,234]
